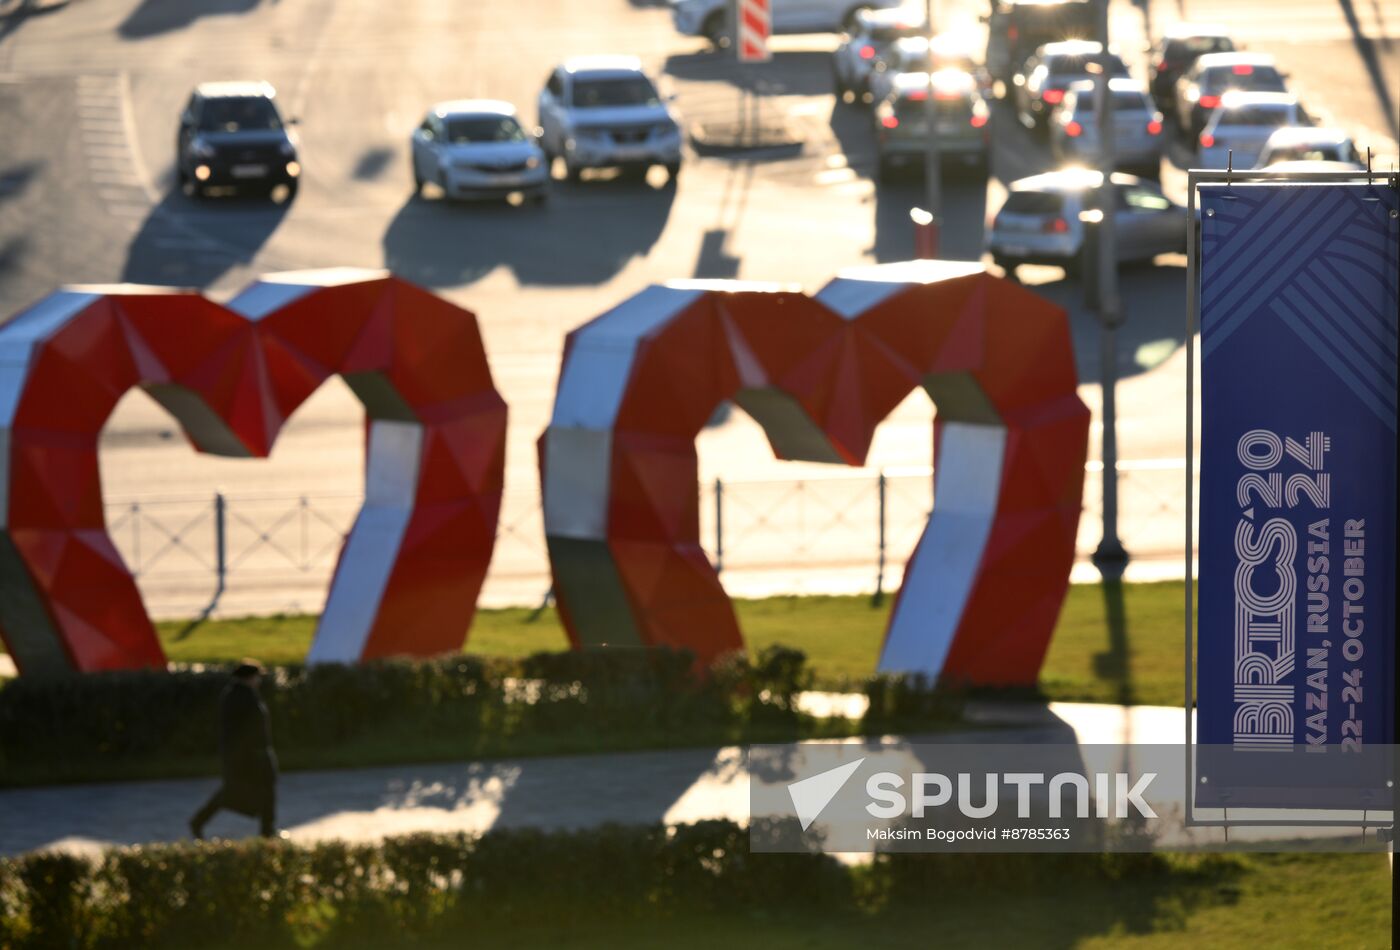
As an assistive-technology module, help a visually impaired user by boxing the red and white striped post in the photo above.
[736,0,771,63]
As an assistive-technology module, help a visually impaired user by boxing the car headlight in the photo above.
[190,138,215,159]
[525,155,541,169]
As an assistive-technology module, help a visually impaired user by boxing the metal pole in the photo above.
[714,476,724,573]
[873,471,887,606]
[214,491,226,591]
[1091,0,1127,568]
[922,0,942,234]
[175,491,226,641]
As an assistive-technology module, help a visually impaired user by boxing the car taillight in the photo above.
[881,115,899,129]
[1198,94,1220,109]
[1007,26,1019,43]
[970,113,988,128]
[1147,118,1163,135]
[1232,64,1253,75]
[860,45,875,60]
[1200,132,1215,148]
[1065,120,1083,137]
[1043,218,1070,234]
[1042,88,1064,104]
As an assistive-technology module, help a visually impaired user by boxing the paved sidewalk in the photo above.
[0,702,1189,858]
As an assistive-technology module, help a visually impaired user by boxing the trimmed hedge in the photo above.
[0,646,962,787]
[0,821,1192,948]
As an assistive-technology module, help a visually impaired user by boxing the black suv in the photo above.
[176,82,300,198]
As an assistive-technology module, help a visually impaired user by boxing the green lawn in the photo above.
[312,853,1390,950]
[147,579,1190,706]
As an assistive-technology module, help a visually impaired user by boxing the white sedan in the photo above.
[410,100,549,202]
[1255,126,1364,169]
[1197,91,1306,169]
[988,169,1187,277]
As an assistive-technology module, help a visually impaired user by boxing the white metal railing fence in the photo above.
[102,461,1193,619]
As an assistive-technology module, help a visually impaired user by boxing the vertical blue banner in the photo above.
[1197,182,1398,808]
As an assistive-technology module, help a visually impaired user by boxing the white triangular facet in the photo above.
[787,757,865,831]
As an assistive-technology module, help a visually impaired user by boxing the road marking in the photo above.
[117,70,159,204]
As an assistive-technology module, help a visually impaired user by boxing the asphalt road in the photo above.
[0,0,1396,614]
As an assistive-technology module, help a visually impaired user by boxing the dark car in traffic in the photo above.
[986,0,1096,84]
[1147,24,1234,112]
[176,82,300,199]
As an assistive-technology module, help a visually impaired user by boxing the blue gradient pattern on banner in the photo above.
[1197,182,1398,808]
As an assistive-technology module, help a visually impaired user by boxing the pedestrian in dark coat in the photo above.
[190,660,278,838]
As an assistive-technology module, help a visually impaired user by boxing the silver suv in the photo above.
[538,56,683,182]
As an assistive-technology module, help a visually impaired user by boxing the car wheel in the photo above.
[564,158,582,183]
[531,188,549,205]
[875,156,894,183]
[1064,251,1084,278]
[284,179,299,201]
[412,156,424,195]
[992,255,1021,278]
[703,10,730,50]
[665,161,681,181]
[832,63,849,99]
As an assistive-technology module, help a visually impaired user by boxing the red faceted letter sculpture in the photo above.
[540,262,1089,686]
[0,269,506,675]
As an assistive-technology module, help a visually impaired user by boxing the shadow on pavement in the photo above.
[1017,260,1189,384]
[663,49,837,97]
[1338,0,1399,138]
[0,0,66,44]
[382,175,675,288]
[0,161,41,287]
[117,0,263,39]
[121,187,290,287]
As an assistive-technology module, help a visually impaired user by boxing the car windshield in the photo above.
[1074,90,1150,115]
[1202,66,1285,92]
[1011,4,1095,43]
[1221,106,1293,127]
[571,77,660,108]
[1269,144,1349,163]
[1002,191,1064,214]
[443,116,525,144]
[198,97,282,132]
[901,49,976,72]
[1047,54,1128,76]
[1165,36,1233,58]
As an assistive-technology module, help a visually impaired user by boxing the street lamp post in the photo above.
[1091,0,1127,568]
[922,0,942,240]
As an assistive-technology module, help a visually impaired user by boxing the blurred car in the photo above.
[832,7,926,100]
[1147,24,1234,111]
[867,34,988,106]
[1050,78,1165,176]
[985,0,1096,85]
[410,100,549,202]
[1175,52,1287,137]
[672,0,903,49]
[1013,40,1129,132]
[538,56,683,182]
[987,168,1186,275]
[873,69,990,180]
[1255,127,1363,168]
[1197,91,1306,169]
[176,81,299,199]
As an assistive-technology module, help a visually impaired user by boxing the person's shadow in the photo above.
[121,186,290,287]
[381,174,675,288]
